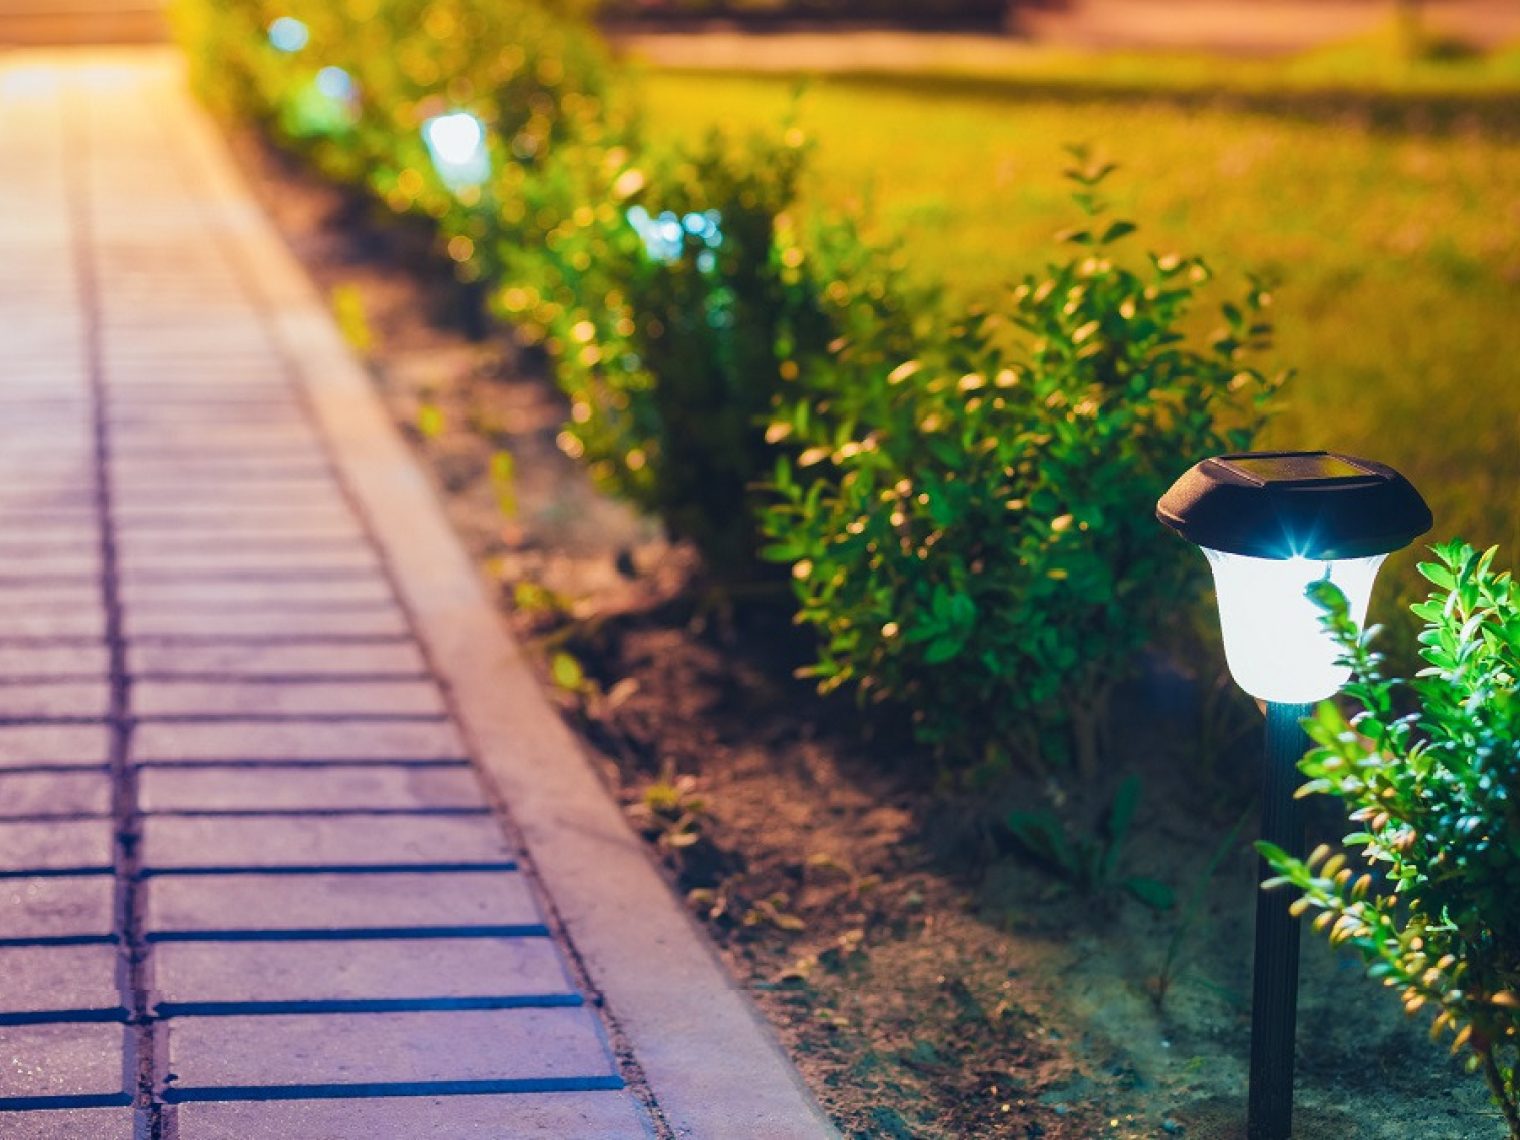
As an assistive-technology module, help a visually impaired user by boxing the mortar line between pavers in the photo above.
[153,76,670,1138]
[63,83,161,1140]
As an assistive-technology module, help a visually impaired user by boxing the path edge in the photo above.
[161,55,839,1140]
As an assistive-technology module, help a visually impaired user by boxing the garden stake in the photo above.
[1248,700,1312,1140]
[1157,450,1431,1140]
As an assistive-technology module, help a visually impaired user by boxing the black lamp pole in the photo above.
[1248,701,1312,1140]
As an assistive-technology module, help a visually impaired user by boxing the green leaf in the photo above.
[1100,220,1136,244]
[924,636,966,665]
[760,542,803,562]
[550,652,586,693]
[1122,876,1175,910]
[1107,774,1142,846]
[1256,840,1291,867]
[1417,560,1456,589]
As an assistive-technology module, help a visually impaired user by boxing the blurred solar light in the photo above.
[625,206,682,264]
[423,111,491,191]
[290,66,358,136]
[315,66,355,103]
[267,17,310,53]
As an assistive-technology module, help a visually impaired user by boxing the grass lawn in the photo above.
[633,51,1520,624]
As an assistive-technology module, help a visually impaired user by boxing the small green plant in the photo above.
[413,392,446,441]
[548,649,590,695]
[489,449,518,520]
[1262,540,1520,1137]
[627,764,709,853]
[1152,808,1248,1011]
[330,283,374,354]
[686,876,805,933]
[1004,774,1174,909]
[763,150,1285,774]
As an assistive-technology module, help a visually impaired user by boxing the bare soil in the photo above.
[228,130,1502,1140]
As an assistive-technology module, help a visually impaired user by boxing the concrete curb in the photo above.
[163,57,840,1140]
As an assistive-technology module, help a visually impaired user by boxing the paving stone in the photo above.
[111,453,328,475]
[0,609,105,639]
[133,680,445,718]
[118,548,378,576]
[0,419,86,436]
[132,720,462,763]
[0,492,94,516]
[112,465,334,488]
[142,815,514,872]
[0,582,100,608]
[0,771,110,819]
[153,937,572,1010]
[0,481,89,501]
[0,553,99,579]
[0,516,95,539]
[126,640,427,680]
[0,820,114,873]
[0,945,124,1018]
[0,469,93,492]
[0,441,90,463]
[115,525,368,552]
[0,1108,135,1137]
[111,422,318,444]
[0,875,114,939]
[166,1008,618,1091]
[104,331,272,354]
[125,607,409,640]
[117,504,355,532]
[170,1091,646,1139]
[121,577,395,609]
[0,645,108,686]
[107,402,302,423]
[114,486,342,512]
[0,1023,131,1103]
[139,766,484,813]
[106,384,293,401]
[0,682,110,720]
[114,507,356,535]
[146,872,535,934]
[0,547,99,572]
[0,724,110,768]
[104,333,273,357]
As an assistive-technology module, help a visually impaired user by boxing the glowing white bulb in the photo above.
[1203,549,1386,704]
[422,112,490,190]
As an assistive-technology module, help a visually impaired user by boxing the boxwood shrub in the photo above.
[760,157,1287,775]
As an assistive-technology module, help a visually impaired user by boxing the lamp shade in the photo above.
[1158,451,1431,704]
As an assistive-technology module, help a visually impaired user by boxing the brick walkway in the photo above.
[0,53,833,1139]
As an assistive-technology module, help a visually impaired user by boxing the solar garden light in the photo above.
[1156,450,1431,1140]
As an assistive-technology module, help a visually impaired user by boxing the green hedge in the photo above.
[173,1,1286,773]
